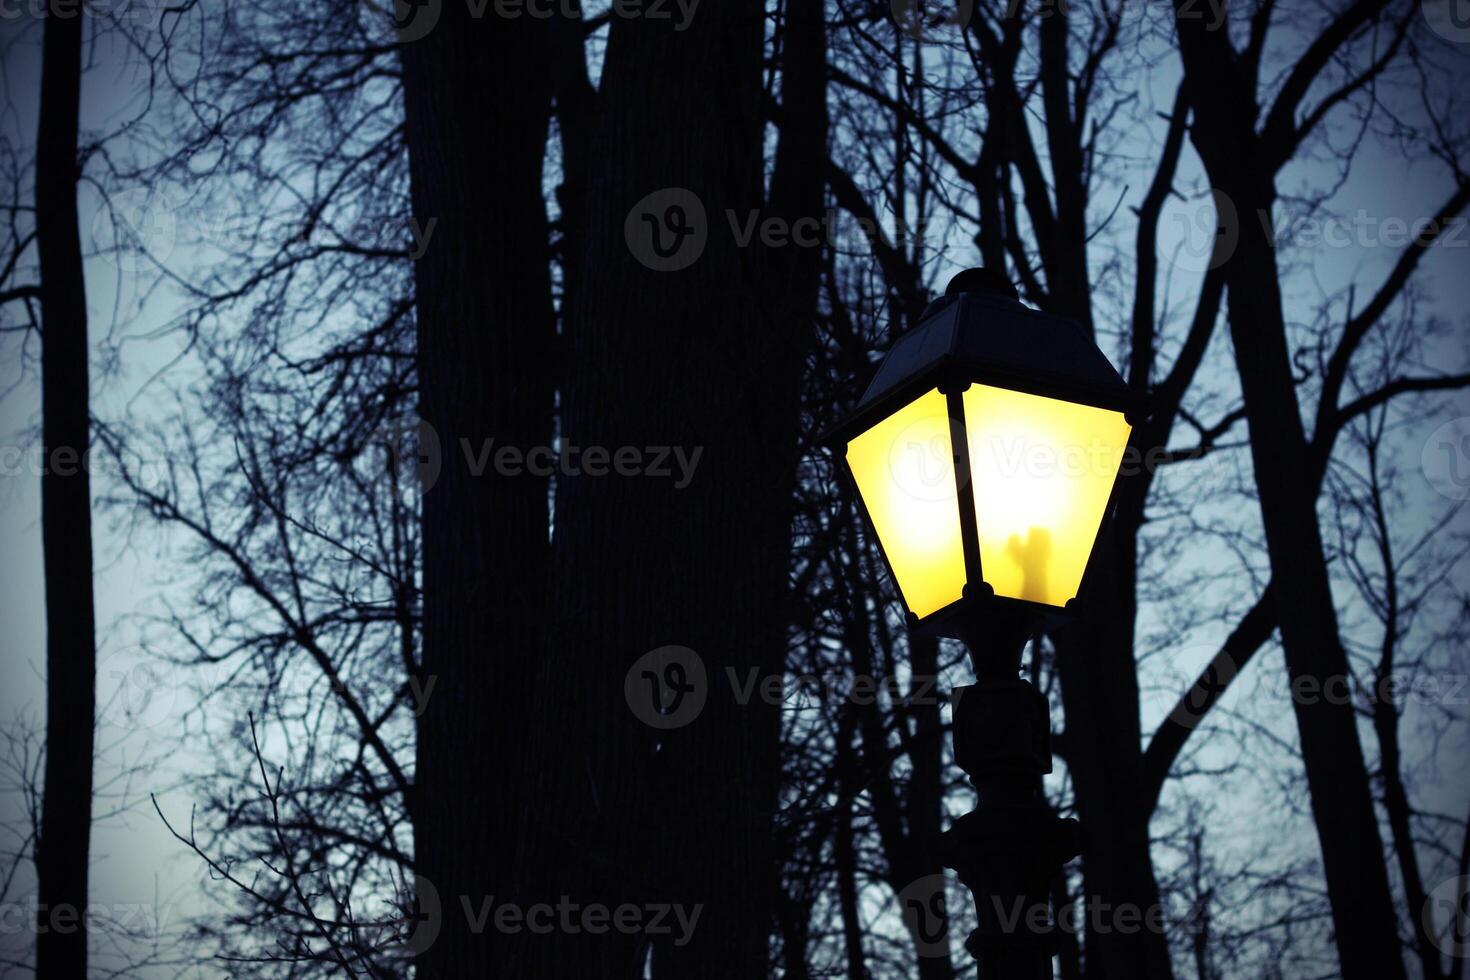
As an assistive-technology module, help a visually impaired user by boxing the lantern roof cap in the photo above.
[852,270,1146,422]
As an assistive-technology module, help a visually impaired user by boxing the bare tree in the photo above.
[1170,1,1469,974]
[397,1,555,974]
[33,7,96,976]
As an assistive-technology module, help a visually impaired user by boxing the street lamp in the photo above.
[830,268,1146,977]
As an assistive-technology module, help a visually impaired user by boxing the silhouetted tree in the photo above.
[398,2,555,975]
[33,7,95,977]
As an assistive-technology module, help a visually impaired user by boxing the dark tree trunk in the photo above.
[518,0,809,974]
[835,708,868,980]
[1378,689,1443,980]
[1345,441,1439,980]
[1053,520,1174,980]
[34,7,95,978]
[843,575,955,978]
[906,634,956,980]
[398,7,554,975]
[1215,176,1405,980]
[1171,13,1407,974]
[776,887,811,980]
[1045,253,1176,980]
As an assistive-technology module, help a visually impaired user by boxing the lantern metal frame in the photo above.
[828,277,1150,638]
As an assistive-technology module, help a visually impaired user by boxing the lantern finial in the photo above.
[944,267,1018,301]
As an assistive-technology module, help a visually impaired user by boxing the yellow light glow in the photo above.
[845,389,967,618]
[961,385,1131,607]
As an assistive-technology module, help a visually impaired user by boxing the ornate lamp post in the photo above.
[829,268,1146,977]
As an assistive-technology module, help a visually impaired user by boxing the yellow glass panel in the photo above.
[845,389,967,619]
[961,385,1131,606]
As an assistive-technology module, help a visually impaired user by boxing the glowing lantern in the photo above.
[832,269,1145,631]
